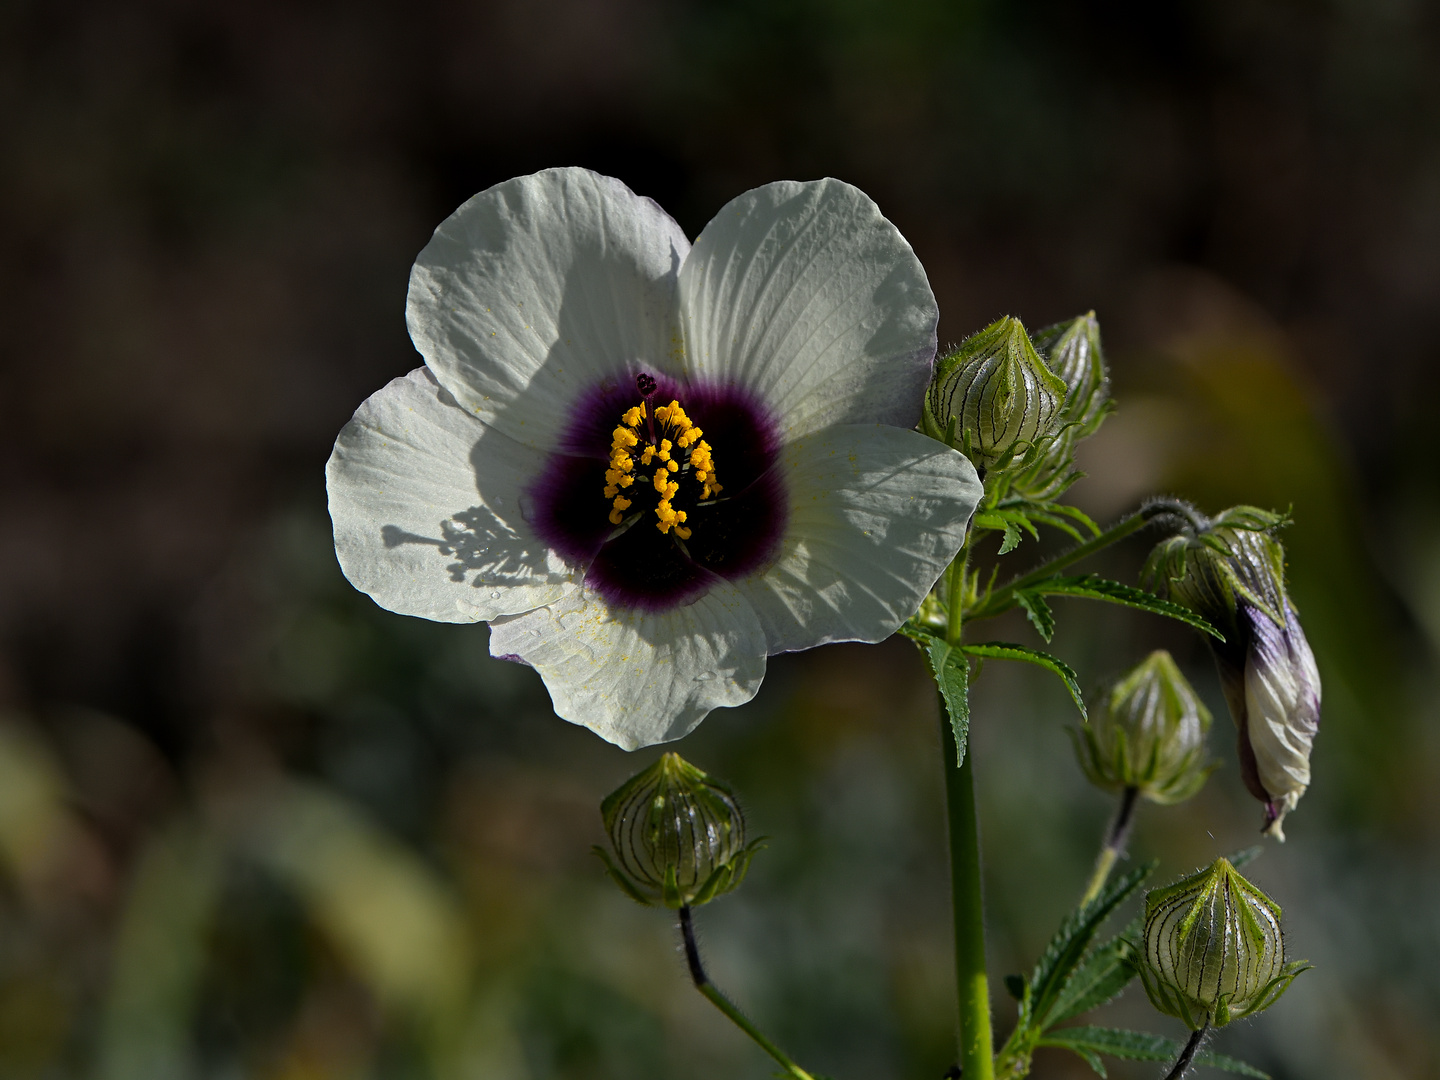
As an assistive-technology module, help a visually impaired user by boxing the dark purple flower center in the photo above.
[528,372,786,612]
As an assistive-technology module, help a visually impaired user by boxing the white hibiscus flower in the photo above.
[326,168,982,749]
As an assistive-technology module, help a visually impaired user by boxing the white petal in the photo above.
[488,586,767,750]
[678,179,937,440]
[327,367,574,623]
[1244,611,1320,801]
[734,425,981,652]
[407,168,690,450]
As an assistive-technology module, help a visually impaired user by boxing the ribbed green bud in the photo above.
[1072,650,1216,805]
[1035,311,1110,434]
[922,316,1068,471]
[594,753,762,909]
[1137,858,1309,1029]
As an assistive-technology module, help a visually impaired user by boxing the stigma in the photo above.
[602,381,722,541]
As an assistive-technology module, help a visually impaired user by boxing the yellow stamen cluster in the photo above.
[602,396,722,541]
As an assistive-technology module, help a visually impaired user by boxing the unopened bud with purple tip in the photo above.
[1144,504,1321,840]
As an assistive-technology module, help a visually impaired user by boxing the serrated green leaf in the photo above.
[1044,936,1137,1026]
[1068,1044,1108,1077]
[1016,591,1056,642]
[926,639,970,768]
[1037,1027,1270,1078]
[998,522,1022,554]
[1031,574,1225,639]
[962,641,1087,719]
[1029,863,1155,1027]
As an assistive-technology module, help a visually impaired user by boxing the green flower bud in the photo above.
[1034,311,1110,435]
[987,313,1111,501]
[594,753,762,909]
[1137,858,1309,1029]
[922,316,1068,471]
[1144,504,1321,840]
[1072,650,1216,805]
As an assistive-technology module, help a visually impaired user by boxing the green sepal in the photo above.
[688,838,768,906]
[592,846,654,906]
[1225,959,1312,1023]
[1037,1027,1270,1078]
[1032,575,1224,640]
[1016,591,1056,642]
[962,641,1087,720]
[925,639,971,768]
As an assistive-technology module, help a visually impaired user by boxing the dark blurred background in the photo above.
[3,0,1440,1077]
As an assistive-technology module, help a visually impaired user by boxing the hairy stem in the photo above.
[941,708,993,1080]
[939,549,994,1080]
[678,906,817,1080]
[1080,785,1140,905]
[1163,1023,1209,1080]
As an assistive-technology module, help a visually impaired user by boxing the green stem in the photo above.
[941,711,993,1080]
[967,511,1147,621]
[679,906,817,1080]
[939,548,994,1080]
[1080,785,1139,906]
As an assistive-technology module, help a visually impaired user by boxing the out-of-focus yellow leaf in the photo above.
[238,782,474,1028]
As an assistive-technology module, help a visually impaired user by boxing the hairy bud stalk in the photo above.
[595,753,763,909]
[1144,505,1321,839]
[922,316,1068,472]
[1138,858,1308,1029]
[1073,650,1216,805]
